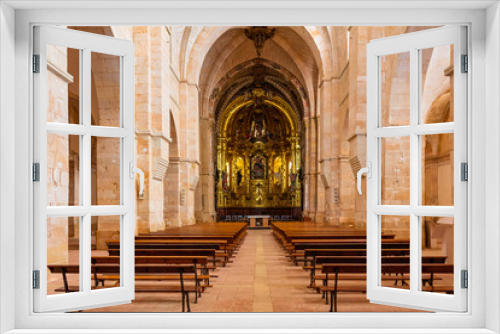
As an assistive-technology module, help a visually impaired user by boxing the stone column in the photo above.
[197,117,216,222]
[313,116,325,222]
[319,78,340,225]
[302,119,311,217]
[165,157,181,226]
[133,26,171,234]
[349,27,371,230]
[178,82,200,226]
[216,137,227,208]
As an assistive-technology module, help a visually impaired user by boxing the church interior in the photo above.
[45,25,455,312]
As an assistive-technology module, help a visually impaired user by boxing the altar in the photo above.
[248,215,271,228]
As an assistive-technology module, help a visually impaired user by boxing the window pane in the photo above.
[92,215,121,290]
[90,52,121,127]
[380,215,410,289]
[421,45,454,124]
[380,136,410,205]
[421,216,454,295]
[421,133,454,206]
[47,216,81,295]
[91,137,121,206]
[46,45,80,124]
[47,133,80,206]
[380,52,410,127]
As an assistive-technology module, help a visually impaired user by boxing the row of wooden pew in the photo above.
[47,222,247,312]
[272,221,454,312]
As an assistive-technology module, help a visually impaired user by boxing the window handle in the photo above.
[129,162,145,196]
[357,162,371,195]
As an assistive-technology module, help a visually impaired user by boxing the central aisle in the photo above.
[194,229,417,312]
[194,228,321,312]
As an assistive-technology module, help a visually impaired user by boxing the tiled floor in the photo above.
[75,230,424,313]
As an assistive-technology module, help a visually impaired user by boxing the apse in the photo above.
[215,82,303,220]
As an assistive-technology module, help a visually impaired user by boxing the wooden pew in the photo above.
[47,263,197,312]
[289,242,410,265]
[142,223,248,248]
[271,222,395,245]
[108,243,230,267]
[320,263,454,312]
[91,256,211,303]
[108,249,219,269]
[301,249,410,285]
[109,242,221,250]
[312,255,447,288]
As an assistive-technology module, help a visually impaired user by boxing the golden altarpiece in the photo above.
[216,86,302,219]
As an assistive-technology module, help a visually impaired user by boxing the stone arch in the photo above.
[198,29,318,118]
[209,59,309,121]
[179,26,192,80]
[186,26,330,86]
[421,44,453,122]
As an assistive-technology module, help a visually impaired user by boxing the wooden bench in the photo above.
[311,255,446,288]
[271,222,396,246]
[47,263,197,312]
[108,242,233,267]
[288,242,410,265]
[107,249,223,269]
[320,263,454,312]
[91,255,213,303]
[138,223,248,253]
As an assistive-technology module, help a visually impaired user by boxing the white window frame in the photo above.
[33,26,136,313]
[0,2,498,333]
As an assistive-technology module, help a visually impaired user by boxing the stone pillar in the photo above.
[302,119,310,217]
[313,117,325,222]
[197,117,216,222]
[304,117,317,220]
[338,155,355,227]
[165,157,181,226]
[348,27,373,230]
[133,26,171,234]
[178,82,200,226]
[216,137,227,208]
[319,78,340,225]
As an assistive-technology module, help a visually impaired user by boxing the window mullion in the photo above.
[82,48,92,294]
[409,46,420,294]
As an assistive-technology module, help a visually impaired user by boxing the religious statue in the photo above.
[237,169,243,186]
[250,109,267,141]
[251,154,266,180]
[290,173,297,192]
[221,170,228,191]
[274,168,281,187]
[255,183,263,204]
[298,167,304,182]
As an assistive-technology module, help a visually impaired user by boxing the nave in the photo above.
[48,225,436,313]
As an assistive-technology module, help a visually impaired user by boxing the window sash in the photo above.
[33,26,136,313]
[366,26,468,312]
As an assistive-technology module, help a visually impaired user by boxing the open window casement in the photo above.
[364,26,467,312]
[33,26,136,312]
